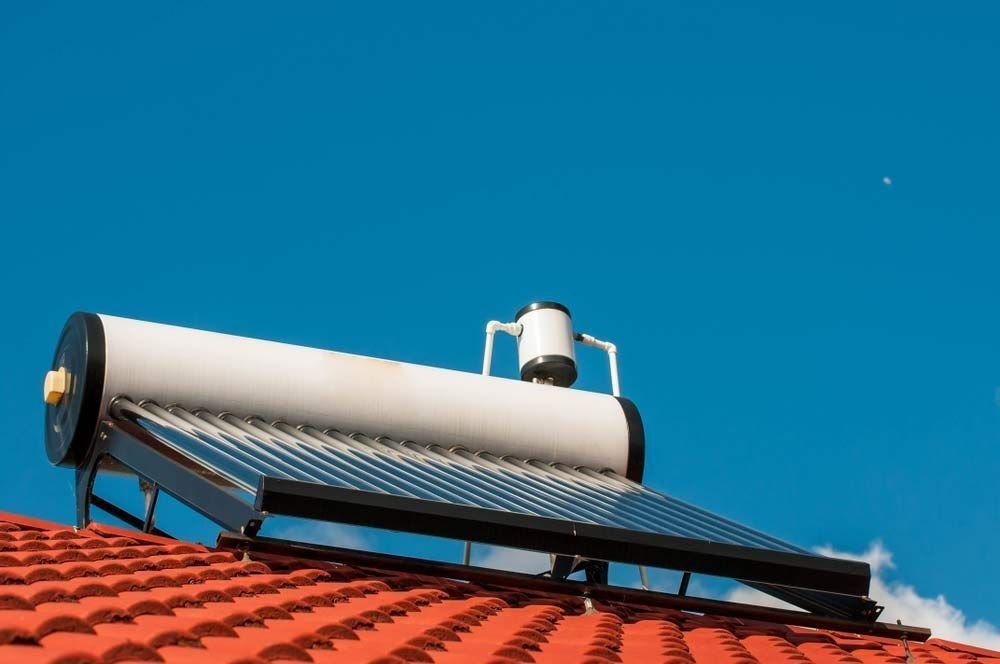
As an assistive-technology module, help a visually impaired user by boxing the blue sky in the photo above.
[2,1,998,642]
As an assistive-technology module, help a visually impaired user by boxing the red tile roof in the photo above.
[0,511,995,664]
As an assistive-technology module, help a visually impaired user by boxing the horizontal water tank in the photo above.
[44,313,644,480]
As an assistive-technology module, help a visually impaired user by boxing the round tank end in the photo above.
[44,312,105,468]
[616,397,645,483]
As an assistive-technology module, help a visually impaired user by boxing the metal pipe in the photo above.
[639,565,651,590]
[678,571,691,596]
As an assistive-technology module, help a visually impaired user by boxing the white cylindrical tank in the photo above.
[515,302,577,387]
[44,313,645,480]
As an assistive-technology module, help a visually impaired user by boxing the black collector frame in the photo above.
[68,411,932,641]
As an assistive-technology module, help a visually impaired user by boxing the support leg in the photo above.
[678,572,691,596]
[141,482,160,534]
[74,456,100,529]
[639,565,650,590]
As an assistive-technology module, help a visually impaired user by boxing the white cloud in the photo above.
[472,545,550,574]
[723,541,1000,651]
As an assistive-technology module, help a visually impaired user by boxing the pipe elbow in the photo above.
[576,332,615,353]
[486,320,522,336]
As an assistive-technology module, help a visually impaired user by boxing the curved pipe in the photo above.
[575,333,621,397]
[482,321,522,376]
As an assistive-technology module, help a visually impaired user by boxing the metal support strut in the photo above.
[141,481,160,534]
[678,571,691,596]
[74,421,264,540]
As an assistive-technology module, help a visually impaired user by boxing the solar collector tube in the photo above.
[195,412,396,496]
[417,444,606,522]
[268,423,458,502]
[123,397,797,554]
[264,422,493,507]
[185,413,364,492]
[317,430,516,509]
[377,438,571,517]
[299,428,497,505]
[182,397,775,546]
[143,403,315,485]
[45,312,644,479]
[449,450,660,532]
[124,408,260,492]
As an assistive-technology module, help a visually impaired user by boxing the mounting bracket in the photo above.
[217,531,929,642]
[75,422,264,537]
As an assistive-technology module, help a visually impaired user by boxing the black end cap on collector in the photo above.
[616,397,645,483]
[45,312,105,469]
[514,301,571,321]
[519,354,578,388]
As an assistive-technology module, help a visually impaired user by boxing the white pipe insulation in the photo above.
[44,313,645,480]
[482,320,522,377]
[576,333,622,397]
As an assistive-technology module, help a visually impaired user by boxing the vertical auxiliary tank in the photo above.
[515,301,578,387]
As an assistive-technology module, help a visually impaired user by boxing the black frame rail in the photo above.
[257,475,869,597]
[217,531,930,642]
[78,418,882,624]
